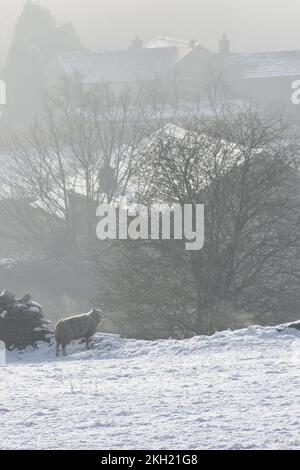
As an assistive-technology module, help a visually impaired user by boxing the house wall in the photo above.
[235,76,297,107]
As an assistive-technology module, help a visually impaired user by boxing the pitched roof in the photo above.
[146,36,208,61]
[59,47,179,83]
[146,36,195,49]
[228,51,300,79]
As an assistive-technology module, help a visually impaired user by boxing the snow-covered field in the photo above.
[1,323,300,450]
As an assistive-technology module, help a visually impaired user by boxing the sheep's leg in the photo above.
[85,337,92,350]
[56,342,60,357]
[62,344,67,356]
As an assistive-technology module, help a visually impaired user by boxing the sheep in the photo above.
[55,308,103,356]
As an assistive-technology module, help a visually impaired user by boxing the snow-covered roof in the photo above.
[146,36,206,62]
[136,122,259,173]
[145,36,193,49]
[229,51,300,79]
[59,47,179,83]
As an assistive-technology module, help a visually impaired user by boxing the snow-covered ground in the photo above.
[1,323,300,450]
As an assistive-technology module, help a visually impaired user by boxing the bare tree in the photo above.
[0,78,157,254]
[110,105,300,335]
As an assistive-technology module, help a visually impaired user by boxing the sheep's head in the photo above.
[90,308,103,326]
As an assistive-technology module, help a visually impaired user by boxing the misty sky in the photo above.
[1,0,300,67]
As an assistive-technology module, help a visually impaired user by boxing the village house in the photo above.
[48,36,193,89]
[48,34,300,111]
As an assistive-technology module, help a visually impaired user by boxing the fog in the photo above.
[2,0,300,66]
[1,0,300,452]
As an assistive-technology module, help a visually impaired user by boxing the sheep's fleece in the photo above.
[55,309,103,355]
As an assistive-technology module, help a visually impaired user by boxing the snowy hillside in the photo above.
[1,323,300,450]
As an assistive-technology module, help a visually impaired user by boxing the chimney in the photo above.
[130,36,144,49]
[219,34,230,55]
[188,39,197,49]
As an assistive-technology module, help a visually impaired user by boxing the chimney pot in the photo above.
[219,34,230,55]
[188,39,197,49]
[130,36,143,49]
